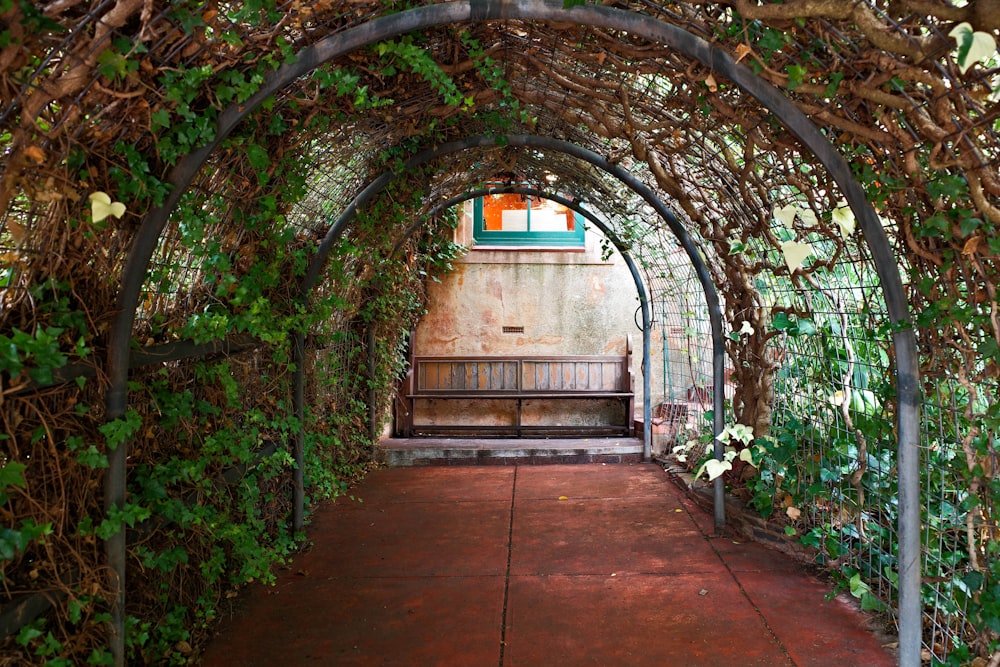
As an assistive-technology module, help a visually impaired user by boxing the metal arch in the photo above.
[104,2,922,665]
[299,134,727,530]
[417,185,655,460]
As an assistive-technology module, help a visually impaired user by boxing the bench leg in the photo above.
[516,398,522,438]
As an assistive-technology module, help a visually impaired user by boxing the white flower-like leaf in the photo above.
[716,423,754,445]
[738,447,757,467]
[780,240,813,273]
[733,320,754,337]
[729,423,754,444]
[774,204,798,229]
[832,202,856,239]
[89,192,126,223]
[949,22,997,74]
[702,458,732,482]
[799,208,818,228]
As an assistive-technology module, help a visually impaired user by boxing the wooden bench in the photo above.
[394,336,635,437]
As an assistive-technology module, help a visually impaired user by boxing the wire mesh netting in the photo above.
[2,1,1000,663]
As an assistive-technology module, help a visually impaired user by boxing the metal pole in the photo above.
[366,325,378,443]
[641,295,652,461]
[711,304,727,533]
[292,331,305,533]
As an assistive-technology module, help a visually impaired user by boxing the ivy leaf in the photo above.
[701,458,732,481]
[774,204,797,229]
[0,461,27,489]
[727,234,747,255]
[780,240,813,273]
[716,423,754,446]
[88,192,126,223]
[563,0,587,7]
[960,216,982,237]
[832,202,856,239]
[245,143,270,171]
[785,64,807,90]
[949,22,996,74]
[771,312,793,331]
[799,208,818,228]
[794,318,817,336]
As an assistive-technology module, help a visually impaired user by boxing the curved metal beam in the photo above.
[416,185,654,459]
[300,134,726,516]
[105,3,921,665]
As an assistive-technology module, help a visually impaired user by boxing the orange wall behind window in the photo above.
[483,193,527,230]
[483,194,575,230]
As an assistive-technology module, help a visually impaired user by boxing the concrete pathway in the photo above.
[200,464,897,666]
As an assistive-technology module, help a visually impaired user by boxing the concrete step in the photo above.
[380,437,644,466]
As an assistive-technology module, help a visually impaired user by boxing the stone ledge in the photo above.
[658,457,819,564]
[398,451,643,466]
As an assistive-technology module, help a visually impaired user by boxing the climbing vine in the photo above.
[2,0,1000,664]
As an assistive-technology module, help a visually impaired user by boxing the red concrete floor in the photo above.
[199,464,897,666]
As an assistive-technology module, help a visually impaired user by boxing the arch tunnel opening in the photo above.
[2,1,999,665]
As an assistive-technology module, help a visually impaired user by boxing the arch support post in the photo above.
[711,311,726,533]
[366,324,379,443]
[292,331,306,533]
[895,332,922,667]
[103,421,127,667]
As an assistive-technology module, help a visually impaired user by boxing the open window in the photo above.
[473,192,585,249]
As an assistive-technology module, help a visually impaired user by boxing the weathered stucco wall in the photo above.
[411,204,667,426]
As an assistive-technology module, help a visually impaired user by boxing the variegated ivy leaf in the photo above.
[780,240,813,274]
[949,22,997,74]
[89,192,126,223]
[799,208,818,228]
[716,423,754,445]
[701,458,732,482]
[832,202,856,239]
[774,204,798,230]
[774,204,818,229]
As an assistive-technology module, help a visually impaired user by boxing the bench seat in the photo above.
[394,336,635,438]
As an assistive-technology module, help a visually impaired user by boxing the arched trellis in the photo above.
[381,185,655,455]
[297,132,727,525]
[417,187,654,460]
[101,2,922,665]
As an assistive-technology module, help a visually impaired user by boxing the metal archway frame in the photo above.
[387,185,655,460]
[105,3,922,665]
[298,134,726,520]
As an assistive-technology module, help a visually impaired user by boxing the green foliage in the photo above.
[770,312,817,337]
[0,1,64,50]
[98,410,142,452]
[313,66,394,110]
[0,279,87,386]
[374,37,472,109]
[0,519,51,565]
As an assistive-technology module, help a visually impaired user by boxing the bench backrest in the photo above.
[410,337,633,395]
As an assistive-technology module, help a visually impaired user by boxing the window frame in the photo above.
[472,195,586,249]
